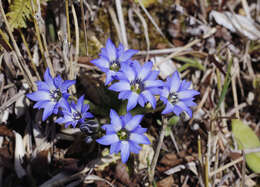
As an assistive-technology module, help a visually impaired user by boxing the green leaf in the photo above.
[174,56,205,72]
[232,119,260,173]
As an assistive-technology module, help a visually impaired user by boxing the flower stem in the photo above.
[149,115,168,183]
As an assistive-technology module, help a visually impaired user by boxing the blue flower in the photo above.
[55,95,93,128]
[96,109,150,163]
[109,61,163,111]
[160,71,200,117]
[90,39,138,85]
[26,68,75,121]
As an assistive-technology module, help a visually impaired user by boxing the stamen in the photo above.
[73,111,82,121]
[50,89,62,102]
[130,79,144,94]
[117,129,129,140]
[110,60,120,71]
[169,92,179,104]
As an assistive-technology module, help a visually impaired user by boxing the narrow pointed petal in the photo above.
[125,114,143,131]
[110,109,122,132]
[117,43,125,57]
[109,81,130,92]
[172,105,183,116]
[96,134,119,145]
[162,102,174,114]
[110,142,120,154]
[105,71,116,85]
[129,141,141,154]
[144,80,164,88]
[76,95,84,112]
[27,91,50,101]
[105,39,117,61]
[118,49,138,62]
[175,101,190,114]
[33,100,49,109]
[146,70,159,81]
[36,81,49,90]
[61,80,76,92]
[102,124,115,134]
[160,87,169,98]
[59,97,71,112]
[127,92,139,111]
[118,91,131,100]
[170,71,181,92]
[132,125,147,134]
[129,133,150,144]
[178,90,200,99]
[130,60,141,74]
[138,95,145,107]
[122,65,136,82]
[180,80,191,90]
[44,68,55,89]
[141,90,156,109]
[42,102,56,121]
[138,61,153,80]
[54,75,63,88]
[120,141,130,163]
[90,57,109,70]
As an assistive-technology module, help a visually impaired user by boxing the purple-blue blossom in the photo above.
[26,68,75,121]
[90,39,138,85]
[96,109,150,163]
[55,95,93,128]
[109,61,163,111]
[160,71,200,117]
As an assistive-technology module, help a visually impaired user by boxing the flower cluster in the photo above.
[27,38,199,163]
[27,69,93,128]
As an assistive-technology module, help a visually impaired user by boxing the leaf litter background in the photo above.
[0,0,260,186]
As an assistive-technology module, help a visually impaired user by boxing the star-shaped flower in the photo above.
[90,39,138,85]
[26,68,75,121]
[109,61,163,111]
[96,109,150,163]
[55,95,93,128]
[160,71,200,117]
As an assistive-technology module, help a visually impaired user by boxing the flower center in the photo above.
[73,111,82,121]
[117,129,129,141]
[130,79,144,94]
[168,92,179,104]
[50,89,62,102]
[110,60,120,72]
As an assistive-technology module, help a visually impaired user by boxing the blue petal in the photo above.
[138,94,145,107]
[169,71,181,93]
[44,68,55,90]
[132,125,147,134]
[42,102,56,121]
[82,112,93,119]
[118,49,138,63]
[96,134,119,145]
[125,114,143,131]
[54,75,63,88]
[160,87,169,98]
[105,70,117,85]
[90,57,109,71]
[76,95,84,112]
[182,98,197,107]
[141,90,156,109]
[130,60,141,75]
[33,100,49,109]
[120,141,130,163]
[144,80,164,88]
[82,103,90,113]
[172,105,183,116]
[127,92,139,111]
[175,101,190,115]
[61,80,76,91]
[121,113,132,126]
[36,81,49,91]
[109,81,130,92]
[178,90,200,99]
[110,142,121,154]
[110,109,122,132]
[129,133,150,144]
[102,124,116,134]
[179,80,191,91]
[121,65,136,82]
[162,102,174,115]
[146,70,159,81]
[117,43,125,57]
[118,91,131,100]
[59,97,71,112]
[105,39,117,61]
[27,91,51,101]
[129,141,141,154]
[138,61,153,81]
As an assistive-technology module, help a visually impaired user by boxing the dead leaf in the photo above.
[157,176,174,187]
[160,153,182,167]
